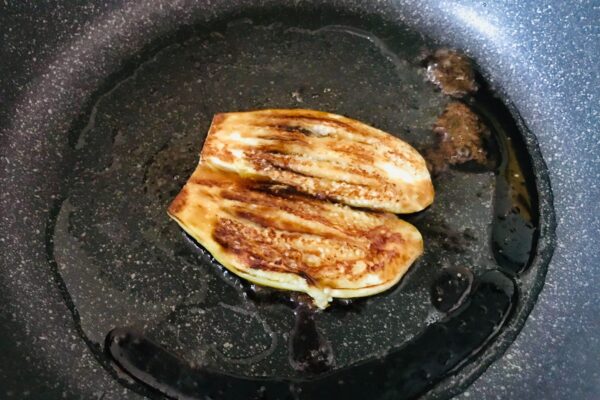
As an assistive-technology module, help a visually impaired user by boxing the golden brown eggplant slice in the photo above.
[168,163,423,309]
[201,109,434,213]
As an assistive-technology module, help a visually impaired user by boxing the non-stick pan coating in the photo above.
[0,3,557,400]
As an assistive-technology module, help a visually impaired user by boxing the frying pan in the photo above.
[0,1,597,399]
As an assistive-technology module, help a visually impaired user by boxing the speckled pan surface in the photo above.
[0,1,597,399]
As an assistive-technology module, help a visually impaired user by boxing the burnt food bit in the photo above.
[425,102,489,176]
[426,49,478,97]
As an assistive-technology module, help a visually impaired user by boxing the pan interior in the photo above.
[49,11,541,398]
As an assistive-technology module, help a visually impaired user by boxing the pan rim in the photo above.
[0,3,557,399]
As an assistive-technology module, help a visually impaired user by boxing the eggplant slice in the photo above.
[168,163,423,309]
[168,109,432,308]
[201,109,434,213]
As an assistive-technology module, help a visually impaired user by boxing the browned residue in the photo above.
[425,102,489,176]
[426,49,478,97]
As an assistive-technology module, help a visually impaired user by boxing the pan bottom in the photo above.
[48,13,542,400]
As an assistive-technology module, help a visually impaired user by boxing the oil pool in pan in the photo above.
[49,15,539,400]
